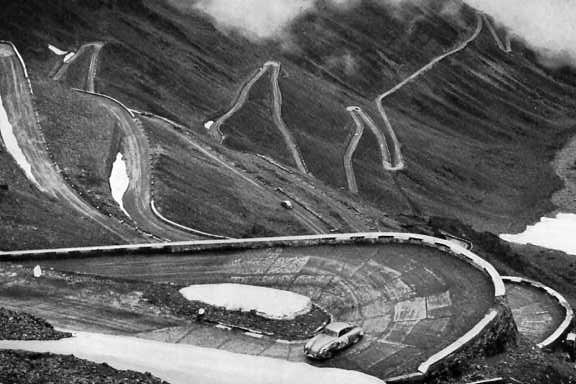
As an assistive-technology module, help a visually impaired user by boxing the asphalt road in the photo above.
[23,242,495,380]
[139,113,328,235]
[505,280,566,346]
[343,107,365,193]
[79,92,206,241]
[52,42,104,90]
[210,61,309,174]
[0,42,141,243]
[268,62,309,174]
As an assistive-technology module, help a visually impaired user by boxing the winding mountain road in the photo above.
[5,235,499,381]
[343,14,486,193]
[52,42,104,91]
[268,62,309,174]
[208,66,267,143]
[0,41,141,243]
[210,61,309,174]
[74,90,213,241]
[377,14,483,102]
[137,112,327,235]
[483,15,512,53]
[343,106,401,193]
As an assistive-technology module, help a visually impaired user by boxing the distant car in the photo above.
[280,200,293,209]
[304,322,363,360]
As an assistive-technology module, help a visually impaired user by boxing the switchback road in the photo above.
[14,236,498,380]
[0,42,140,243]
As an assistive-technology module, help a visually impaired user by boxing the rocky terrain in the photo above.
[0,308,70,341]
[0,350,169,384]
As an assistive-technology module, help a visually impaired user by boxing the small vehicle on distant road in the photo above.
[304,322,363,360]
[280,200,293,209]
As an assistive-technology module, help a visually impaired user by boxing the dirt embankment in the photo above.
[0,350,170,384]
[0,307,170,384]
[1,263,329,341]
[0,307,70,341]
[144,283,330,340]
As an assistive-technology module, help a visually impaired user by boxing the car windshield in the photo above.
[323,328,339,337]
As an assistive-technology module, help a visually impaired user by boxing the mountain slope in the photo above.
[0,0,575,245]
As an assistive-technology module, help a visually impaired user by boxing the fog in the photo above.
[169,0,576,66]
[467,0,576,66]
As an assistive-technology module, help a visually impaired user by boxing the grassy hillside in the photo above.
[0,0,574,242]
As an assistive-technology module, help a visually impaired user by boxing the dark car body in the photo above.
[304,321,363,359]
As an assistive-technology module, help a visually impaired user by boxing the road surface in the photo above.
[504,277,572,348]
[76,91,211,241]
[268,62,309,174]
[0,331,384,384]
[483,15,512,53]
[19,240,496,380]
[0,42,141,243]
[138,112,327,235]
[343,107,365,193]
[52,42,104,91]
[210,61,309,174]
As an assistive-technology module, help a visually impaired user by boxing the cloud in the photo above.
[465,0,576,65]
[192,0,317,40]
[174,0,576,66]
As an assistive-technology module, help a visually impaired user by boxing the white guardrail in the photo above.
[72,88,135,118]
[0,232,505,297]
[503,276,574,349]
[0,232,506,383]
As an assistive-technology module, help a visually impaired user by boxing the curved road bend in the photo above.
[376,14,483,103]
[347,107,399,171]
[482,15,512,53]
[0,42,141,243]
[343,107,365,193]
[268,61,309,174]
[77,91,212,241]
[210,61,309,174]
[372,14,484,172]
[137,112,326,235]
[25,241,496,380]
[52,42,104,90]
[209,65,269,143]
[504,278,571,348]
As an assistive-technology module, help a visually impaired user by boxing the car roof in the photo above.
[325,321,353,333]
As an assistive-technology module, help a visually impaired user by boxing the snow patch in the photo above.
[179,283,312,320]
[48,44,67,56]
[63,52,76,63]
[0,94,39,187]
[204,120,214,129]
[500,213,576,255]
[0,332,384,384]
[109,153,130,217]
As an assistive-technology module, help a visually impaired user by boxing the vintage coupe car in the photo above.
[304,321,363,359]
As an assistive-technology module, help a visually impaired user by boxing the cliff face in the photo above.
[2,0,576,236]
